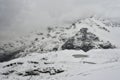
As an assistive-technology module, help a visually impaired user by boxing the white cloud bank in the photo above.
[0,0,120,40]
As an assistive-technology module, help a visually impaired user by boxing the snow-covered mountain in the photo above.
[0,16,120,62]
[1,16,120,80]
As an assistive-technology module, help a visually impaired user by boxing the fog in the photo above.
[0,0,120,41]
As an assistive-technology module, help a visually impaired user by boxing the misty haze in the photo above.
[0,0,120,80]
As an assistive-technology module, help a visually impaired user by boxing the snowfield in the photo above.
[0,49,120,80]
[1,16,120,80]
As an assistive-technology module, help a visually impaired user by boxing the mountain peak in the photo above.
[62,28,115,52]
[0,16,119,62]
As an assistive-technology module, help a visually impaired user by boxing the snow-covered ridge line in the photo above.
[0,16,120,62]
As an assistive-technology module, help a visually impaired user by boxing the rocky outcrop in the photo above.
[62,28,115,52]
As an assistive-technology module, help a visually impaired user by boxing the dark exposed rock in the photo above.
[34,38,39,41]
[72,54,89,58]
[0,47,25,62]
[16,67,64,76]
[28,61,39,64]
[99,41,115,49]
[62,28,115,52]
[24,70,39,76]
[53,47,58,51]
[2,70,15,75]
[83,61,96,64]
[3,62,23,68]
[38,67,64,75]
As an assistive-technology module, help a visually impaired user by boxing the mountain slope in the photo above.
[1,16,120,80]
[0,16,120,62]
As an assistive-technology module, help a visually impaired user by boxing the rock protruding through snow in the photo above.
[62,28,115,52]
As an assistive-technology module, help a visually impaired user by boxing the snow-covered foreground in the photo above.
[0,49,120,80]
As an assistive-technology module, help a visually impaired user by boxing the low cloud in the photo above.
[0,0,120,40]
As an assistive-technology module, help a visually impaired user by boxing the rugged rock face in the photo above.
[62,28,115,52]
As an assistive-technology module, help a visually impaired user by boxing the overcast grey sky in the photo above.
[0,0,120,41]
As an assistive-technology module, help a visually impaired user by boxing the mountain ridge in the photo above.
[0,16,120,62]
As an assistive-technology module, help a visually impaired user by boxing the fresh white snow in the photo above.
[1,16,120,80]
[0,49,120,80]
